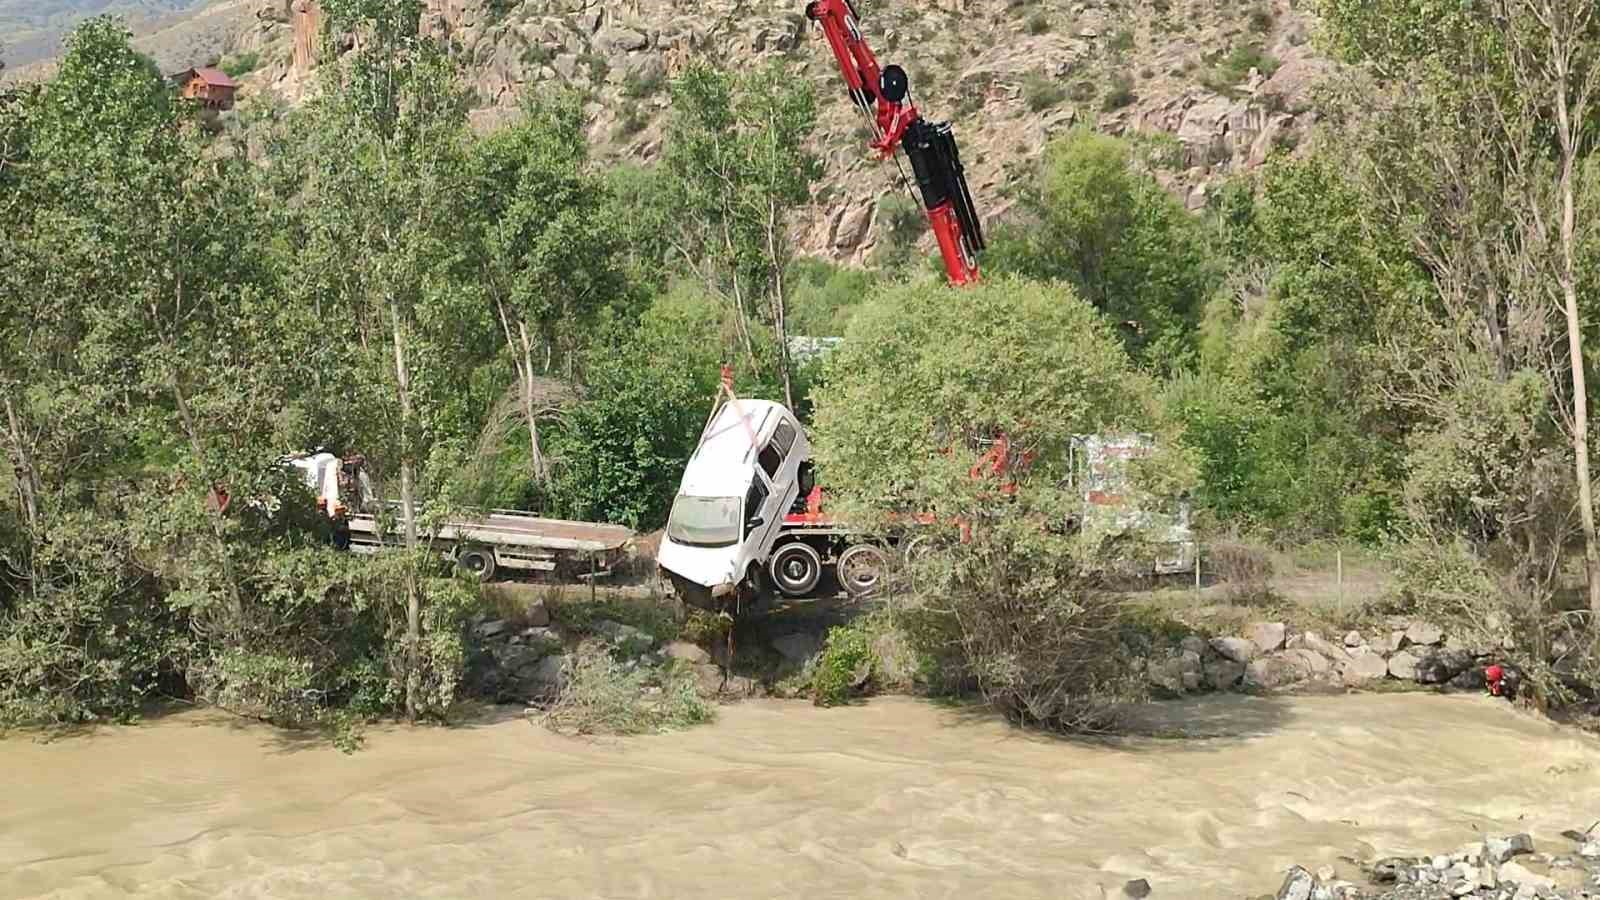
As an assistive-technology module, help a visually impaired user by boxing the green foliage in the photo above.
[812,276,1158,522]
[786,258,874,335]
[1108,28,1135,53]
[1026,13,1050,35]
[1101,74,1136,111]
[1202,44,1279,94]
[1021,69,1066,112]
[812,622,874,706]
[541,645,713,735]
[221,51,260,78]
[986,129,1216,374]
[621,66,664,99]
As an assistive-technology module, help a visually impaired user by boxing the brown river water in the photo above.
[3,693,1599,899]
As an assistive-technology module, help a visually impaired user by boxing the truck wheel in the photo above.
[837,544,888,598]
[769,542,822,597]
[456,547,496,581]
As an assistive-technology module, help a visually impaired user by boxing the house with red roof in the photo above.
[172,67,238,110]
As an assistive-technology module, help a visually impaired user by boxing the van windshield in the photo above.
[667,495,742,547]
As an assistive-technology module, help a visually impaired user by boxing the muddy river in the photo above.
[3,693,1598,899]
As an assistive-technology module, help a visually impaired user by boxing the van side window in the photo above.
[771,420,796,457]
[744,479,769,536]
[757,442,781,479]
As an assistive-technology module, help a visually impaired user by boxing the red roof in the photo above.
[187,67,237,89]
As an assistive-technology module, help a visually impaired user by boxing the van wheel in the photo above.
[838,544,888,598]
[456,546,496,581]
[769,542,822,597]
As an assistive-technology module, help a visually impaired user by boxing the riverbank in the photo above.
[5,693,1598,899]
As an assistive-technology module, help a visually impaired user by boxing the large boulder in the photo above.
[525,654,568,698]
[1484,833,1535,864]
[1495,860,1553,889]
[1281,648,1331,679]
[594,24,649,54]
[1387,650,1421,681]
[1205,657,1245,690]
[1341,653,1390,686]
[1245,655,1302,690]
[1210,636,1257,663]
[592,620,653,657]
[1405,620,1445,647]
[664,641,711,665]
[1276,865,1317,900]
[1415,648,1475,685]
[1302,631,1350,662]
[1249,622,1288,654]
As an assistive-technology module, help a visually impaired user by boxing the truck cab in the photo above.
[658,400,809,606]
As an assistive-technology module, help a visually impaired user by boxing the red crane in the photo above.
[804,0,986,286]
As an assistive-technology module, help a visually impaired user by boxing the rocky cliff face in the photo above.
[231,0,1333,263]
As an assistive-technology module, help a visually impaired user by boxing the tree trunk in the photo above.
[1546,10,1600,612]
[518,320,548,484]
[766,200,795,410]
[1,393,39,532]
[389,302,423,718]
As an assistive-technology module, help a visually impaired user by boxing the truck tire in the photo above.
[837,544,888,598]
[769,542,823,597]
[456,546,497,581]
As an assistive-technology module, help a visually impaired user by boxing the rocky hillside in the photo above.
[68,0,1337,262]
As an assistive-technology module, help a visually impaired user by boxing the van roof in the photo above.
[680,399,786,496]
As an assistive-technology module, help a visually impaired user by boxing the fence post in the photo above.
[1336,548,1344,615]
[1194,542,1201,597]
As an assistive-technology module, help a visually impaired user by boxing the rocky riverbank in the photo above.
[1141,617,1503,697]
[1268,830,1600,899]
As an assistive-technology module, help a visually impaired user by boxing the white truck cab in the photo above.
[658,399,809,604]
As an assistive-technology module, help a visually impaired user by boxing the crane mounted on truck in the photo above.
[656,0,988,613]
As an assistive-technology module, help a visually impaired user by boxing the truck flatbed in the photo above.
[345,507,635,578]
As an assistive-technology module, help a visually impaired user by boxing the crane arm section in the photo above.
[804,0,986,286]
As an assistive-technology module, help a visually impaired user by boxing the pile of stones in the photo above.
[1141,618,1501,696]
[1271,831,1600,899]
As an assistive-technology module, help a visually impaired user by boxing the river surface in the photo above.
[4,693,1599,899]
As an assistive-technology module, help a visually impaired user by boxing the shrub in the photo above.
[1206,540,1278,607]
[1248,5,1275,34]
[812,622,875,705]
[541,644,714,735]
[1027,14,1051,35]
[1108,29,1135,53]
[1022,70,1067,112]
[1101,75,1137,111]
[622,67,664,99]
[221,51,260,79]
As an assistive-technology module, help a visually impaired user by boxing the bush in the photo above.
[1022,70,1067,112]
[221,51,260,79]
[1248,5,1276,33]
[1101,75,1137,111]
[1027,14,1051,35]
[1206,540,1278,606]
[811,276,1187,732]
[1108,29,1135,53]
[812,622,875,705]
[622,67,665,99]
[541,644,714,735]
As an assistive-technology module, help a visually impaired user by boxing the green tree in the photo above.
[810,276,1189,731]
[1321,0,1600,607]
[986,129,1216,373]
[662,60,821,408]
[298,0,488,717]
[469,89,626,486]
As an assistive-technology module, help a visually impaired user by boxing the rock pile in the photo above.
[463,603,757,704]
[1272,830,1600,899]
[1141,617,1497,697]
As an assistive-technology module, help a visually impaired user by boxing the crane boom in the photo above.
[803,0,986,286]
